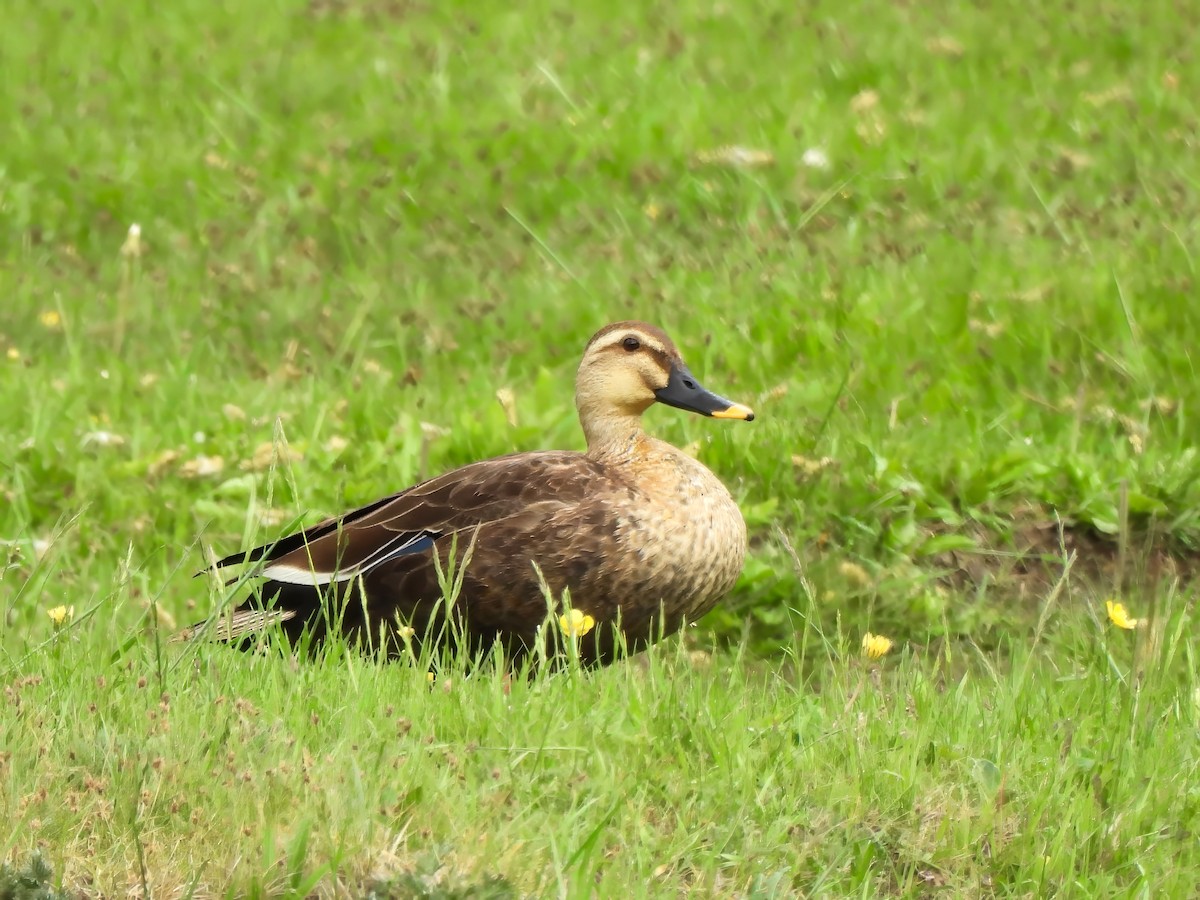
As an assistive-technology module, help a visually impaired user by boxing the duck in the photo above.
[182,321,755,667]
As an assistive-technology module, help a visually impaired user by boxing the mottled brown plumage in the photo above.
[182,321,755,667]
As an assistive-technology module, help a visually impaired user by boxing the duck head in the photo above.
[575,321,754,447]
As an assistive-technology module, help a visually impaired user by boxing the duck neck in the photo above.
[582,412,647,459]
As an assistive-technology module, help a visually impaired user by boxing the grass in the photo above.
[2,0,1199,894]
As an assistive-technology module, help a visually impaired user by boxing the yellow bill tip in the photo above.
[711,402,755,421]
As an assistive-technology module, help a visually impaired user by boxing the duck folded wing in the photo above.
[208,451,616,587]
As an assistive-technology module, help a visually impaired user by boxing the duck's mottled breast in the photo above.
[600,436,747,625]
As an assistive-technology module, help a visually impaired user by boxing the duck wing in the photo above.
[209,450,613,587]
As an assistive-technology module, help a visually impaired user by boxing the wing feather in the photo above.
[208,450,616,584]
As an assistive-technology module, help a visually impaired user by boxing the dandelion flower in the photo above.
[1105,600,1139,630]
[558,608,595,639]
[6,348,20,361]
[862,632,894,659]
[38,310,63,330]
[47,605,74,627]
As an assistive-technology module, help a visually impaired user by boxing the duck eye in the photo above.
[622,336,641,352]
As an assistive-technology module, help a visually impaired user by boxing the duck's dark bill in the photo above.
[655,362,756,421]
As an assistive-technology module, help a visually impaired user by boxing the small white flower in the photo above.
[121,223,143,258]
[81,430,126,448]
[801,147,831,170]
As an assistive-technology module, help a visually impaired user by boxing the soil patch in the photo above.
[932,518,1200,599]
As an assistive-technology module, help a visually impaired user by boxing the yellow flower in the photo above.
[38,310,62,330]
[6,347,20,361]
[47,605,74,627]
[1105,600,1139,630]
[558,608,595,639]
[426,671,435,684]
[395,624,416,641]
[861,632,894,659]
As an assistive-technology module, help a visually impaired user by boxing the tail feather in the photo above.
[176,581,333,649]
[173,607,299,643]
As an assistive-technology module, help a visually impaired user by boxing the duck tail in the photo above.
[173,582,330,649]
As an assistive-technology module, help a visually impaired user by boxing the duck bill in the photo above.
[654,362,755,421]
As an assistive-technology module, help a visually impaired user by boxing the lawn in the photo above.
[2,0,1199,895]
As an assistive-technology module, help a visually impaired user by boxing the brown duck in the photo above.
[184,321,755,667]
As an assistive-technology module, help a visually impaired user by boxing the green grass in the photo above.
[2,0,1199,894]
